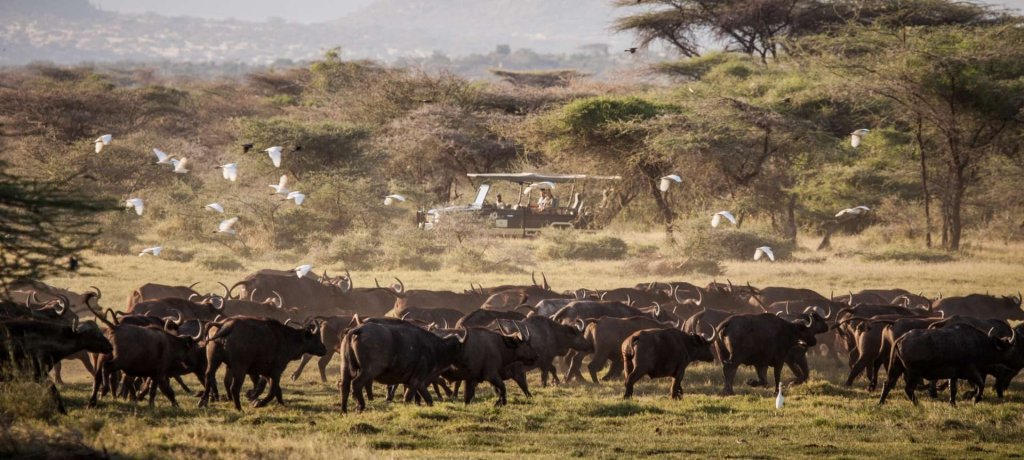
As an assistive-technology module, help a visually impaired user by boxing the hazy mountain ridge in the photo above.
[0,0,628,66]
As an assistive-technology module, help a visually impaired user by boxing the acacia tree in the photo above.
[804,24,1024,250]
[0,162,113,291]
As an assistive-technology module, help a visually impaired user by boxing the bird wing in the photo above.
[754,248,764,261]
[763,247,775,261]
[719,211,737,224]
[220,217,239,231]
[268,148,282,167]
[278,175,288,188]
[664,174,682,182]
[153,149,168,162]
[835,209,849,217]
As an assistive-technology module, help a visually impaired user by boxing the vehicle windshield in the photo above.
[471,183,490,207]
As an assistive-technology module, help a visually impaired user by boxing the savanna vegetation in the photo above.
[3,0,1024,458]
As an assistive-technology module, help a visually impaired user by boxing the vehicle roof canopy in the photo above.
[466,172,622,183]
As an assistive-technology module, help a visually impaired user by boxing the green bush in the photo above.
[677,219,794,261]
[537,234,628,261]
[623,254,725,277]
[315,229,381,270]
[860,249,956,263]
[375,227,444,271]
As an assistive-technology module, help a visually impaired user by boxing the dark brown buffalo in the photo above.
[227,269,396,317]
[532,298,576,317]
[127,282,203,307]
[892,293,933,310]
[0,317,111,413]
[3,290,98,385]
[7,279,91,314]
[749,286,828,311]
[391,287,487,314]
[692,284,761,313]
[932,293,1024,320]
[339,320,463,412]
[200,317,325,410]
[456,308,526,329]
[928,316,1023,398]
[717,312,828,394]
[130,293,230,320]
[622,327,715,399]
[514,315,591,386]
[579,316,668,383]
[879,323,1024,406]
[442,323,536,406]
[550,300,644,326]
[593,287,669,308]
[88,322,204,408]
[291,314,356,382]
[387,306,465,327]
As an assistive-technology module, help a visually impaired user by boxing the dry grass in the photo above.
[6,231,1024,458]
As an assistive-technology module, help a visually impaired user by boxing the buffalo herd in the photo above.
[2,270,1023,414]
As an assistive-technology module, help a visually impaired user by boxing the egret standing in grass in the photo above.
[775,384,784,410]
[216,163,238,182]
[217,217,239,235]
[659,174,682,192]
[94,134,112,153]
[754,246,775,262]
[269,175,289,195]
[125,198,144,216]
[384,194,406,206]
[138,246,162,257]
[850,129,869,148]
[711,211,737,228]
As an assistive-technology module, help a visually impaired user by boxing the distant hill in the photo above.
[0,0,629,66]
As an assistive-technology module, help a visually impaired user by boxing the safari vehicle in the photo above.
[416,172,622,235]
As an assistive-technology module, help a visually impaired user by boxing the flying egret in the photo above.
[285,191,306,206]
[265,146,283,167]
[754,246,776,262]
[125,198,144,216]
[850,129,869,148]
[217,217,239,235]
[775,385,784,410]
[384,194,406,206]
[94,134,112,153]
[138,246,162,257]
[294,264,313,278]
[835,205,871,218]
[269,175,289,195]
[152,148,174,165]
[659,174,682,192]
[523,182,555,195]
[711,211,737,228]
[171,158,190,174]
[204,203,225,213]
[216,163,238,182]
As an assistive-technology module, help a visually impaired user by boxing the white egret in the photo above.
[171,158,190,174]
[850,129,869,148]
[285,191,306,206]
[216,163,238,182]
[138,246,162,257]
[711,211,737,228]
[204,203,225,213]
[125,198,144,216]
[659,174,682,192]
[835,205,871,218]
[152,148,174,165]
[775,385,784,410]
[94,134,112,153]
[269,175,289,195]
[754,246,776,262]
[217,217,239,235]
[265,146,283,167]
[294,264,313,278]
[384,194,406,206]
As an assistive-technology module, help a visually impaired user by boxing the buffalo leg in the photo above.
[488,377,508,406]
[670,369,686,399]
[316,352,335,383]
[587,353,605,384]
[747,366,768,387]
[290,354,313,381]
[451,380,462,400]
[156,377,178,408]
[878,360,904,405]
[340,372,353,413]
[173,375,192,395]
[253,376,277,408]
[385,384,398,402]
[603,360,624,382]
[623,364,642,399]
[903,369,919,405]
[228,368,246,411]
[48,381,67,415]
[463,380,477,405]
[512,368,532,397]
[949,378,958,407]
[52,361,64,385]
[88,362,105,408]
[966,367,985,403]
[722,363,738,395]
[351,373,372,412]
[771,364,783,393]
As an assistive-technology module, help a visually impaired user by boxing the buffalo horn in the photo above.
[531,271,538,288]
[272,291,284,309]
[600,292,608,301]
[26,291,38,309]
[727,279,734,293]
[375,278,382,289]
[576,318,585,332]
[217,282,232,299]
[541,272,550,291]
[189,293,200,302]
[250,289,258,302]
[653,302,661,318]
[393,277,405,294]
[188,281,200,291]
[848,291,855,306]
[171,309,183,325]
[785,303,791,315]
[345,269,352,287]
[455,328,468,343]
[211,297,224,310]
[90,286,102,300]
[71,316,80,332]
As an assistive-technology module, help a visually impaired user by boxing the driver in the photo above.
[537,189,553,212]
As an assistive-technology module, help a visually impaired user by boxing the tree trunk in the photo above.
[784,194,798,244]
[647,178,674,239]
[915,117,932,248]
[942,158,966,251]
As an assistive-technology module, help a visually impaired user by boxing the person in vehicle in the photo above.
[495,194,506,209]
[537,189,553,212]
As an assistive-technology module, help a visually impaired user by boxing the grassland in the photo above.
[4,233,1024,459]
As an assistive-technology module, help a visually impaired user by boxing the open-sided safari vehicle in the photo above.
[416,172,622,235]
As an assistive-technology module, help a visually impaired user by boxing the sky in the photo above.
[91,0,378,23]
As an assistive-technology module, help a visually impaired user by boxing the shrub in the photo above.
[444,246,524,274]
[375,226,444,271]
[623,254,725,277]
[677,220,794,261]
[537,233,628,261]
[860,248,956,263]
[315,229,381,270]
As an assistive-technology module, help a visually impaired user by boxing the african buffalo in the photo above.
[933,293,1024,320]
[622,327,715,399]
[717,312,828,394]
